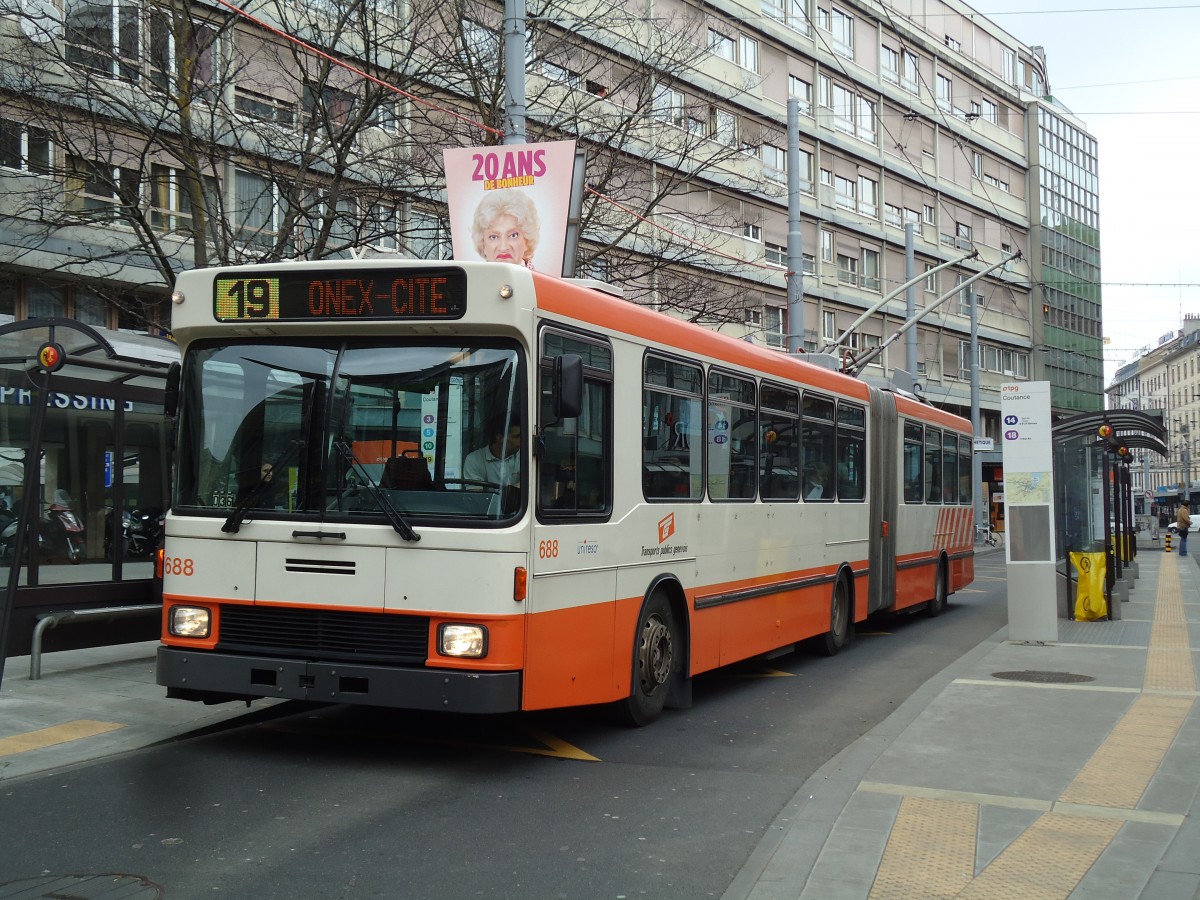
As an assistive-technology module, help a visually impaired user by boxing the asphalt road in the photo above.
[0,554,1008,899]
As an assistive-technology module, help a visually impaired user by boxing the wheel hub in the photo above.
[638,616,673,689]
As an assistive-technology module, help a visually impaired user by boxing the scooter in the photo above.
[42,498,85,564]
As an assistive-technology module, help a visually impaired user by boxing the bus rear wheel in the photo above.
[819,576,851,657]
[926,562,948,617]
[618,592,677,727]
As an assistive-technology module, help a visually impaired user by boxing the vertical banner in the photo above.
[1000,381,1058,641]
[443,140,577,276]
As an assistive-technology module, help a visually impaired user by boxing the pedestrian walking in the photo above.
[1176,502,1192,556]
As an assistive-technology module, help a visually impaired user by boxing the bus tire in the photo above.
[926,561,948,618]
[819,575,851,657]
[618,591,678,727]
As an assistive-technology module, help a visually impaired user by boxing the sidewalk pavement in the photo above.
[725,545,1200,900]
[0,640,276,782]
[1,547,1197,899]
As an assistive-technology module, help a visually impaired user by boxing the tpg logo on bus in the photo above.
[658,513,675,544]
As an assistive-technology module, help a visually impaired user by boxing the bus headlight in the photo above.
[169,605,212,639]
[438,623,487,658]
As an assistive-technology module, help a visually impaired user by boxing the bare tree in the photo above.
[0,0,778,325]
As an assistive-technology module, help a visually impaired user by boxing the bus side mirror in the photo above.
[553,354,583,420]
[164,362,181,418]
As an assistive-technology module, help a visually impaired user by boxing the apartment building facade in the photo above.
[1109,318,1200,510]
[0,0,1102,549]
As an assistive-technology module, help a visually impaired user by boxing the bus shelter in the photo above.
[1052,410,1167,608]
[0,318,176,684]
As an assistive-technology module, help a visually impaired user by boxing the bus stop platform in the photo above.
[726,546,1200,900]
[0,548,1197,899]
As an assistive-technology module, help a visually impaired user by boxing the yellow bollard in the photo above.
[1166,532,1173,553]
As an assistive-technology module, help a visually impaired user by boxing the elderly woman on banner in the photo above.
[471,189,541,269]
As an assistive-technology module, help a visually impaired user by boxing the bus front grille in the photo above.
[217,605,429,665]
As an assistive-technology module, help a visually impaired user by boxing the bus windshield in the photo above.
[174,338,524,524]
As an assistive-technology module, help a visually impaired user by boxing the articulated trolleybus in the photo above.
[157,259,974,725]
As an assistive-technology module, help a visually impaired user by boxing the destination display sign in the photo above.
[213,267,467,322]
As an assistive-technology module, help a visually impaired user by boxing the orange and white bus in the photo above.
[156,259,974,725]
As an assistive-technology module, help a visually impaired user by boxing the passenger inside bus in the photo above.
[803,462,831,500]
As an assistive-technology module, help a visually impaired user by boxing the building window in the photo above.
[861,248,880,291]
[407,208,449,259]
[739,34,759,72]
[857,175,877,217]
[834,175,855,210]
[923,204,936,224]
[149,164,195,232]
[303,85,358,129]
[65,155,140,221]
[653,86,685,127]
[234,170,291,251]
[821,229,833,262]
[764,306,784,347]
[364,203,400,250]
[836,253,858,286]
[235,88,296,128]
[0,118,51,174]
[64,0,141,79]
[762,143,786,180]
[982,98,998,125]
[148,14,218,96]
[901,51,919,94]
[857,96,877,144]
[795,148,813,193]
[945,34,961,52]
[820,6,854,58]
[786,0,810,34]
[936,74,952,111]
[712,108,738,146]
[708,28,735,61]
[881,46,899,84]
[789,76,813,115]
[765,242,785,266]
[743,222,762,241]
[822,309,836,340]
[462,19,500,68]
[1002,48,1016,85]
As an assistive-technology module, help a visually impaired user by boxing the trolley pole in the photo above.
[785,99,804,354]
[502,0,527,144]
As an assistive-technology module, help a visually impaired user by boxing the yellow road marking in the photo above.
[0,720,124,757]
[731,666,795,678]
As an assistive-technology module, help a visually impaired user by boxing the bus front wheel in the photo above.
[618,592,678,727]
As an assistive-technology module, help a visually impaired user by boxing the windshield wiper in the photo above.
[333,441,420,543]
[222,440,304,534]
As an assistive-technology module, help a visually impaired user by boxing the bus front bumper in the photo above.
[156,646,521,713]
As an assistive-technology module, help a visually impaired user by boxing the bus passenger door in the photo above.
[867,389,897,614]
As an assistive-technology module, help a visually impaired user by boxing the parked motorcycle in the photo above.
[42,496,85,564]
[104,505,164,561]
[0,496,85,564]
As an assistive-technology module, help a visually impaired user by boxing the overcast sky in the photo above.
[972,1,1200,385]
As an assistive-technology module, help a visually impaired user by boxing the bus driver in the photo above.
[463,419,521,487]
